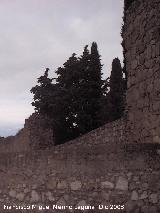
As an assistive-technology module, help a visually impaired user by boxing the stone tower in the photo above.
[123,0,160,143]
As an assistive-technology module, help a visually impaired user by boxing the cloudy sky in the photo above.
[0,0,124,137]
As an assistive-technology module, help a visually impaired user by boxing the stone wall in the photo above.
[0,128,30,153]
[0,117,125,153]
[0,142,160,212]
[0,113,54,153]
[24,113,54,149]
[123,0,160,144]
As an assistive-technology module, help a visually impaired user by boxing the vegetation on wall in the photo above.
[31,42,126,146]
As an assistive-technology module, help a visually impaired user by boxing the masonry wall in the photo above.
[0,138,160,212]
[123,0,160,144]
[0,117,125,153]
[0,113,54,153]
[0,116,160,212]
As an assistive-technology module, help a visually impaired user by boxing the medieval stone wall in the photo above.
[0,113,54,153]
[24,113,54,149]
[0,117,125,153]
[123,0,160,144]
[0,139,160,212]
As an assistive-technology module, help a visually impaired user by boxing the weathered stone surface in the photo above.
[16,192,25,201]
[116,177,128,191]
[30,190,40,203]
[70,181,82,191]
[9,190,16,198]
[157,149,160,155]
[101,181,114,189]
[47,178,57,189]
[123,0,160,146]
[101,191,110,201]
[56,198,66,206]
[140,191,148,200]
[57,180,67,190]
[46,191,55,201]
[76,200,87,207]
[131,191,139,200]
[153,136,160,143]
[149,206,157,213]
[141,205,149,213]
[149,193,158,204]
[125,201,137,212]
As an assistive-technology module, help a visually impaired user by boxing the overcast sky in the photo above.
[0,0,124,137]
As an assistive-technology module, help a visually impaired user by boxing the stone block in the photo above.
[149,193,158,204]
[30,190,40,203]
[70,181,82,191]
[47,178,57,190]
[46,191,55,201]
[116,177,128,191]
[139,191,148,199]
[101,181,114,189]
[57,180,68,190]
[56,198,66,206]
[9,190,16,198]
[16,192,25,201]
[131,190,139,200]
[153,136,160,143]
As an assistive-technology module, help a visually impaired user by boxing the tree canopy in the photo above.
[31,43,126,146]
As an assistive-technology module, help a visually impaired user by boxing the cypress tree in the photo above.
[55,53,80,143]
[88,42,103,128]
[76,45,91,134]
[77,42,103,134]
[109,58,125,121]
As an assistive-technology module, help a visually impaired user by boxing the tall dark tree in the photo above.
[76,42,103,134]
[55,53,80,143]
[109,57,125,121]
[31,43,105,146]
[30,68,53,115]
[88,42,103,128]
[75,45,91,134]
